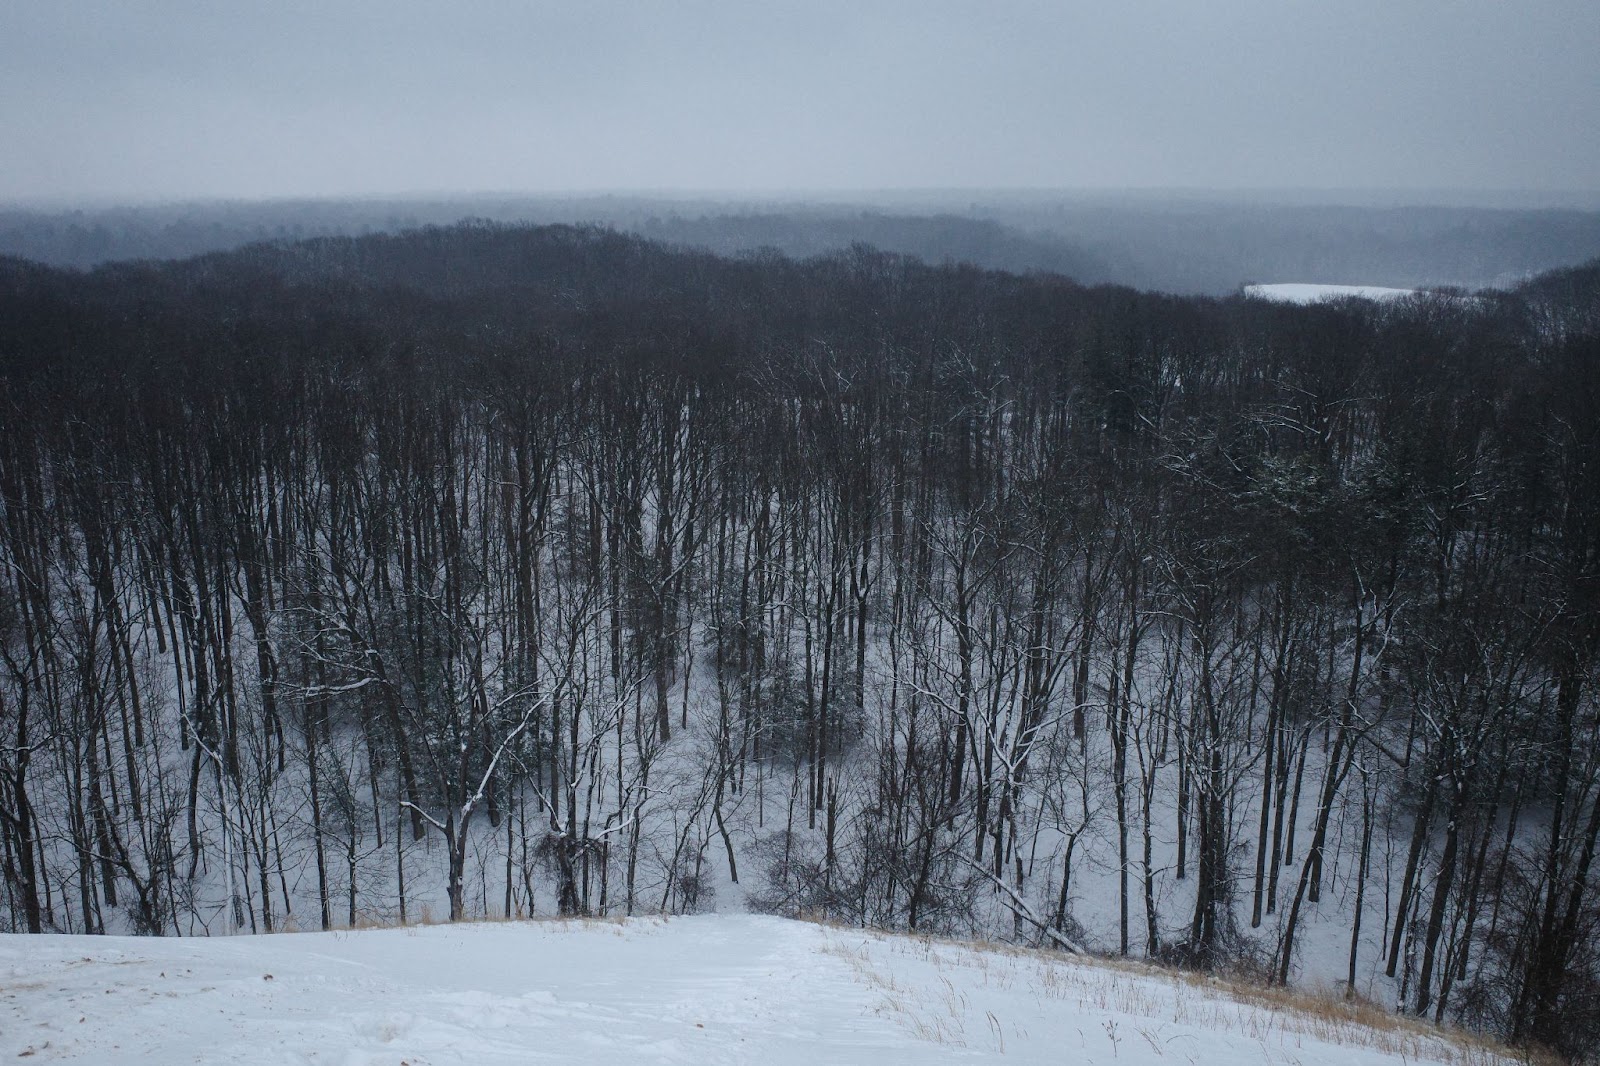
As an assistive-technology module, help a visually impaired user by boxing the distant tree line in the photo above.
[1,226,1598,1058]
[7,196,1600,293]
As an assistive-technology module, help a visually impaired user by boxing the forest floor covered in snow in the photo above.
[0,915,1520,1066]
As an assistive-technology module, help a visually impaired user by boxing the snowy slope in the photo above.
[1244,283,1418,303]
[0,915,1510,1066]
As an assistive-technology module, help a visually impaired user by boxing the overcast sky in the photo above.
[2,0,1596,204]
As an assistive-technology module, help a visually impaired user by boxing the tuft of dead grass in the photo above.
[816,923,1550,1066]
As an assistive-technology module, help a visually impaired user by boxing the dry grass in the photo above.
[812,921,1550,1066]
[823,936,973,1049]
[252,909,1551,1066]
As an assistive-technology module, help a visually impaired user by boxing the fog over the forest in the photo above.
[2,0,1597,203]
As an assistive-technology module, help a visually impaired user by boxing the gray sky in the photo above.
[2,0,1597,203]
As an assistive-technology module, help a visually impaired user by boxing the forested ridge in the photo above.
[9,195,1600,293]
[2,224,1599,1056]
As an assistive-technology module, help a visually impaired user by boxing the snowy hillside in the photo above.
[1244,283,1418,303]
[1,915,1512,1066]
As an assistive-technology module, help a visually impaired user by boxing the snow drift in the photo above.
[1243,283,1418,303]
[1,915,1515,1065]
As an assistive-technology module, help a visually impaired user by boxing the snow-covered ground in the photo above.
[0,915,1510,1066]
[1244,283,1418,303]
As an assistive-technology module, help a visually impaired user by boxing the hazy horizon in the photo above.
[8,186,1600,215]
[3,1,1596,204]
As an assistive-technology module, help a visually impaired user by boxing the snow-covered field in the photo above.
[1244,283,1418,303]
[0,915,1511,1066]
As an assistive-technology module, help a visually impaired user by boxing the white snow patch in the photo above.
[0,915,1512,1065]
[1245,283,1419,304]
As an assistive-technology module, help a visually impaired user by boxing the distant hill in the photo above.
[977,198,1600,293]
[5,194,1599,296]
[0,198,1111,283]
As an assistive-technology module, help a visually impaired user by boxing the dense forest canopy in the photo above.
[3,224,1600,1058]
